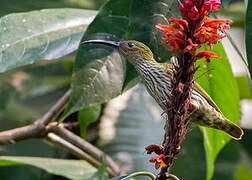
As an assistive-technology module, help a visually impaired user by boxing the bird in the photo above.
[81,40,243,140]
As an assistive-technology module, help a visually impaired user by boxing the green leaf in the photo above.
[79,104,102,139]
[209,129,252,179]
[0,0,103,17]
[246,0,252,78]
[0,156,97,180]
[103,84,164,173]
[0,8,97,72]
[236,75,252,99]
[235,164,252,180]
[61,0,131,120]
[195,42,240,180]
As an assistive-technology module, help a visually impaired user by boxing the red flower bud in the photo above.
[188,6,200,20]
[145,144,162,155]
[184,0,193,8]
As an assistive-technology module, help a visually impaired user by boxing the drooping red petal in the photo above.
[168,18,189,31]
[196,50,221,62]
[203,19,232,30]
[149,154,167,169]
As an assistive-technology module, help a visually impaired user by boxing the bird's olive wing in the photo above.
[194,82,223,114]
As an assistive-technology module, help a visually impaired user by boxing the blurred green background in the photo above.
[0,0,252,180]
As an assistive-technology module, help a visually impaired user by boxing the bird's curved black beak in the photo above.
[81,40,119,48]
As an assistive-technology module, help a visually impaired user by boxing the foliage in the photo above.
[0,0,251,180]
[246,0,252,78]
[0,8,96,72]
[0,156,97,180]
[195,42,240,180]
[78,105,101,139]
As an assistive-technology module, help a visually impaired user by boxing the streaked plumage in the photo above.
[118,40,243,140]
[82,40,243,140]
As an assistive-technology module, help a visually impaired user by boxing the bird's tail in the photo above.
[209,117,243,140]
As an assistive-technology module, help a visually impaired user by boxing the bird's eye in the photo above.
[128,42,135,47]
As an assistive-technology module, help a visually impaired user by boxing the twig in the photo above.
[0,123,44,145]
[39,89,71,125]
[47,124,121,176]
[0,90,71,145]
[46,133,117,177]
[46,132,100,167]
[0,88,121,176]
[0,121,121,176]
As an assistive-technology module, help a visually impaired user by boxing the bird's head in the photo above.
[81,40,155,65]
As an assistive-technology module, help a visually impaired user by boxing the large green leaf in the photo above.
[195,42,240,180]
[246,0,252,78]
[236,75,252,99]
[235,165,252,180]
[61,0,131,120]
[0,8,97,72]
[0,156,97,180]
[0,0,105,17]
[102,85,165,174]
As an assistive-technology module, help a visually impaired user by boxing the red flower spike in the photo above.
[156,24,174,32]
[200,0,221,16]
[149,154,167,169]
[194,27,223,46]
[145,144,162,155]
[193,16,231,47]
[164,37,184,53]
[156,24,183,39]
[188,6,200,20]
[205,0,221,11]
[180,0,221,20]
[179,3,186,14]
[184,38,199,53]
[184,0,193,9]
[178,82,185,93]
[203,19,232,30]
[196,51,221,62]
[168,18,189,31]
[153,0,230,172]
[156,18,189,52]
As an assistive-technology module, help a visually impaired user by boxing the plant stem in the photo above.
[121,171,156,180]
[0,89,121,177]
[48,124,121,176]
